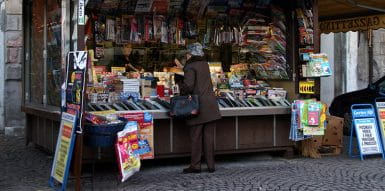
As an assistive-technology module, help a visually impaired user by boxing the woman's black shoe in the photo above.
[208,168,215,173]
[183,167,201,173]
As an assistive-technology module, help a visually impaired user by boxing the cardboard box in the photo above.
[319,146,342,155]
[322,115,344,146]
[311,135,324,148]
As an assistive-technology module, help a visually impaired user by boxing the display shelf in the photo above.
[220,106,291,117]
[115,106,291,119]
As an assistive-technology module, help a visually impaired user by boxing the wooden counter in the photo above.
[23,104,294,159]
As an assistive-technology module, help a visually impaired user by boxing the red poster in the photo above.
[120,112,154,159]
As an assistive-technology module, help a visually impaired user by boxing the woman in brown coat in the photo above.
[180,43,221,173]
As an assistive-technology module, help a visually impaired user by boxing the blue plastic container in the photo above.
[84,118,127,148]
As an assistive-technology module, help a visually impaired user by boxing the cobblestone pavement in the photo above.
[2,134,385,191]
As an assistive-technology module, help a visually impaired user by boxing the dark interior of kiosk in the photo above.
[80,0,315,113]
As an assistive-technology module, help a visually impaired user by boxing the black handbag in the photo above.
[170,95,199,118]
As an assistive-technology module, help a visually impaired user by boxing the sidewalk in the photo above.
[2,134,385,191]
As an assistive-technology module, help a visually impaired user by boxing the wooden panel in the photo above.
[22,105,60,121]
[154,119,171,155]
[45,119,53,153]
[26,115,33,145]
[37,117,44,147]
[275,115,295,147]
[172,119,190,154]
[53,121,60,153]
[31,115,38,145]
[238,116,274,149]
[42,118,48,151]
[215,117,236,151]
[82,145,97,160]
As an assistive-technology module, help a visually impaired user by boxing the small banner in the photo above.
[299,80,315,94]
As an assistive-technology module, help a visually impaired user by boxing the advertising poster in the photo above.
[49,112,77,188]
[120,112,154,159]
[354,118,382,155]
[376,102,385,145]
[65,51,88,132]
[115,121,141,182]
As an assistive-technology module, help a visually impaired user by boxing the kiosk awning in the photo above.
[319,0,385,33]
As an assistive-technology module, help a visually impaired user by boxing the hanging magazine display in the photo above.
[290,100,327,141]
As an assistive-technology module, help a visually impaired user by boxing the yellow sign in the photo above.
[299,81,315,94]
[378,108,385,135]
[50,112,77,185]
[320,14,385,33]
[111,67,126,75]
[376,102,385,151]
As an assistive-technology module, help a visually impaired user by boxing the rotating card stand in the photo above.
[349,104,384,160]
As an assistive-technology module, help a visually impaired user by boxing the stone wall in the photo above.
[372,29,385,82]
[2,0,24,135]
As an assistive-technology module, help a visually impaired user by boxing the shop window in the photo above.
[29,0,45,104]
[26,0,62,106]
[47,0,62,106]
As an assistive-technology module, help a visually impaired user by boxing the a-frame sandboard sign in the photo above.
[49,51,88,190]
[349,104,385,160]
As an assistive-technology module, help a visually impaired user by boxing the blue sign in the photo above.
[352,108,376,118]
[144,112,153,122]
[349,104,384,160]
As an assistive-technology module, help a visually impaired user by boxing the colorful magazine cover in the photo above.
[115,122,141,182]
[120,112,154,159]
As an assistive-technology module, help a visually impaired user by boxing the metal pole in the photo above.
[43,0,47,105]
[368,29,373,85]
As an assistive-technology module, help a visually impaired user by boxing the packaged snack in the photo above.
[115,122,141,182]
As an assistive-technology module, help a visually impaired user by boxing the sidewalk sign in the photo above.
[375,98,385,152]
[49,51,88,190]
[49,112,77,190]
[349,104,384,160]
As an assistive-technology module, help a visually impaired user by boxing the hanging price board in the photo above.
[349,104,384,160]
[299,80,315,94]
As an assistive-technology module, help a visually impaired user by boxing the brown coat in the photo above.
[181,56,221,126]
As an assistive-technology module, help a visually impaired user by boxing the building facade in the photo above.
[0,0,24,136]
